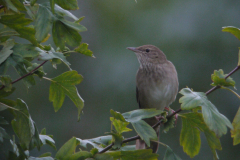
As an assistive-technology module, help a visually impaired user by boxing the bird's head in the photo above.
[127,45,167,66]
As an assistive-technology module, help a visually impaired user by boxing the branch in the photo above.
[99,65,240,154]
[0,61,48,90]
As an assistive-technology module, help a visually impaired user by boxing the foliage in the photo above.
[0,1,240,160]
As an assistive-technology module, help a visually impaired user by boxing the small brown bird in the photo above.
[127,45,178,153]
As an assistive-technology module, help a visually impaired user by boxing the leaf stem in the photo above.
[151,140,168,148]
[221,86,240,99]
[98,62,240,154]
[42,77,54,82]
[0,61,48,90]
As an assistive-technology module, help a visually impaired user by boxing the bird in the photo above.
[127,45,178,153]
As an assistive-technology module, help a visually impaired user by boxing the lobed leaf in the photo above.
[180,113,221,159]
[179,88,233,137]
[110,117,132,134]
[231,107,240,145]
[49,71,84,121]
[211,69,235,87]
[74,43,95,58]
[0,75,12,92]
[110,109,126,122]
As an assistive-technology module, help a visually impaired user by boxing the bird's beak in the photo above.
[127,47,138,52]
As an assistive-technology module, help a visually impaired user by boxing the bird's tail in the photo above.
[136,117,160,153]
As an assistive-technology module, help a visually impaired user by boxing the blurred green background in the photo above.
[1,0,240,159]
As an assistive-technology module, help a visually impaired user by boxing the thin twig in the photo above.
[0,61,48,90]
[98,64,240,154]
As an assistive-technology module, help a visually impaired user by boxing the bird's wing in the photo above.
[136,86,142,108]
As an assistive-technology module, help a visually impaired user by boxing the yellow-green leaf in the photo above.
[211,69,235,87]
[222,26,240,41]
[231,107,240,145]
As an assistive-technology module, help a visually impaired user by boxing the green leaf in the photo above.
[222,26,240,41]
[2,0,18,12]
[55,0,78,10]
[0,87,15,98]
[28,156,54,160]
[49,71,84,121]
[163,146,181,160]
[54,4,78,20]
[107,149,159,160]
[0,28,19,41]
[76,138,102,150]
[74,43,95,58]
[7,54,36,88]
[110,117,132,134]
[180,113,221,159]
[67,151,92,160]
[110,109,126,122]
[25,4,39,20]
[0,98,16,111]
[10,0,26,11]
[120,145,136,151]
[83,136,112,148]
[39,135,56,150]
[211,69,235,87]
[50,0,55,13]
[39,152,52,158]
[27,63,45,78]
[0,75,12,92]
[30,0,37,6]
[55,137,80,159]
[52,20,82,50]
[107,131,123,149]
[94,153,113,160]
[131,120,158,147]
[37,46,70,68]
[163,109,176,133]
[0,126,10,142]
[11,99,35,149]
[35,4,53,43]
[179,88,233,137]
[0,14,38,45]
[231,107,240,145]
[12,44,39,58]
[122,109,163,123]
[0,39,14,65]
[0,116,9,125]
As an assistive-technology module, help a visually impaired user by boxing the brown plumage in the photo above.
[127,45,178,153]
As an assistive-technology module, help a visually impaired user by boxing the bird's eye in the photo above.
[146,49,150,53]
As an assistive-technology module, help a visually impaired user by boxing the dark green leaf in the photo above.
[50,0,55,13]
[12,44,39,58]
[11,0,26,11]
[39,152,52,158]
[0,116,9,125]
[76,138,102,150]
[107,149,158,160]
[180,113,221,159]
[54,4,78,20]
[179,88,233,137]
[94,153,113,160]
[0,98,16,111]
[55,0,78,10]
[132,120,158,147]
[163,146,181,160]
[30,0,37,6]
[67,151,92,160]
[0,126,10,142]
[0,87,15,98]
[120,145,136,151]
[0,14,38,45]
[49,71,84,121]
[35,5,53,42]
[27,63,45,78]
[11,99,35,149]
[75,16,85,23]
[107,131,123,149]
[0,75,12,92]
[52,20,82,50]
[87,135,112,146]
[122,109,163,123]
[222,26,240,41]
[0,28,19,41]
[2,0,18,12]
[0,39,14,65]
[211,69,235,87]
[55,137,80,159]
[231,107,240,145]
[74,43,94,58]
[163,109,176,133]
